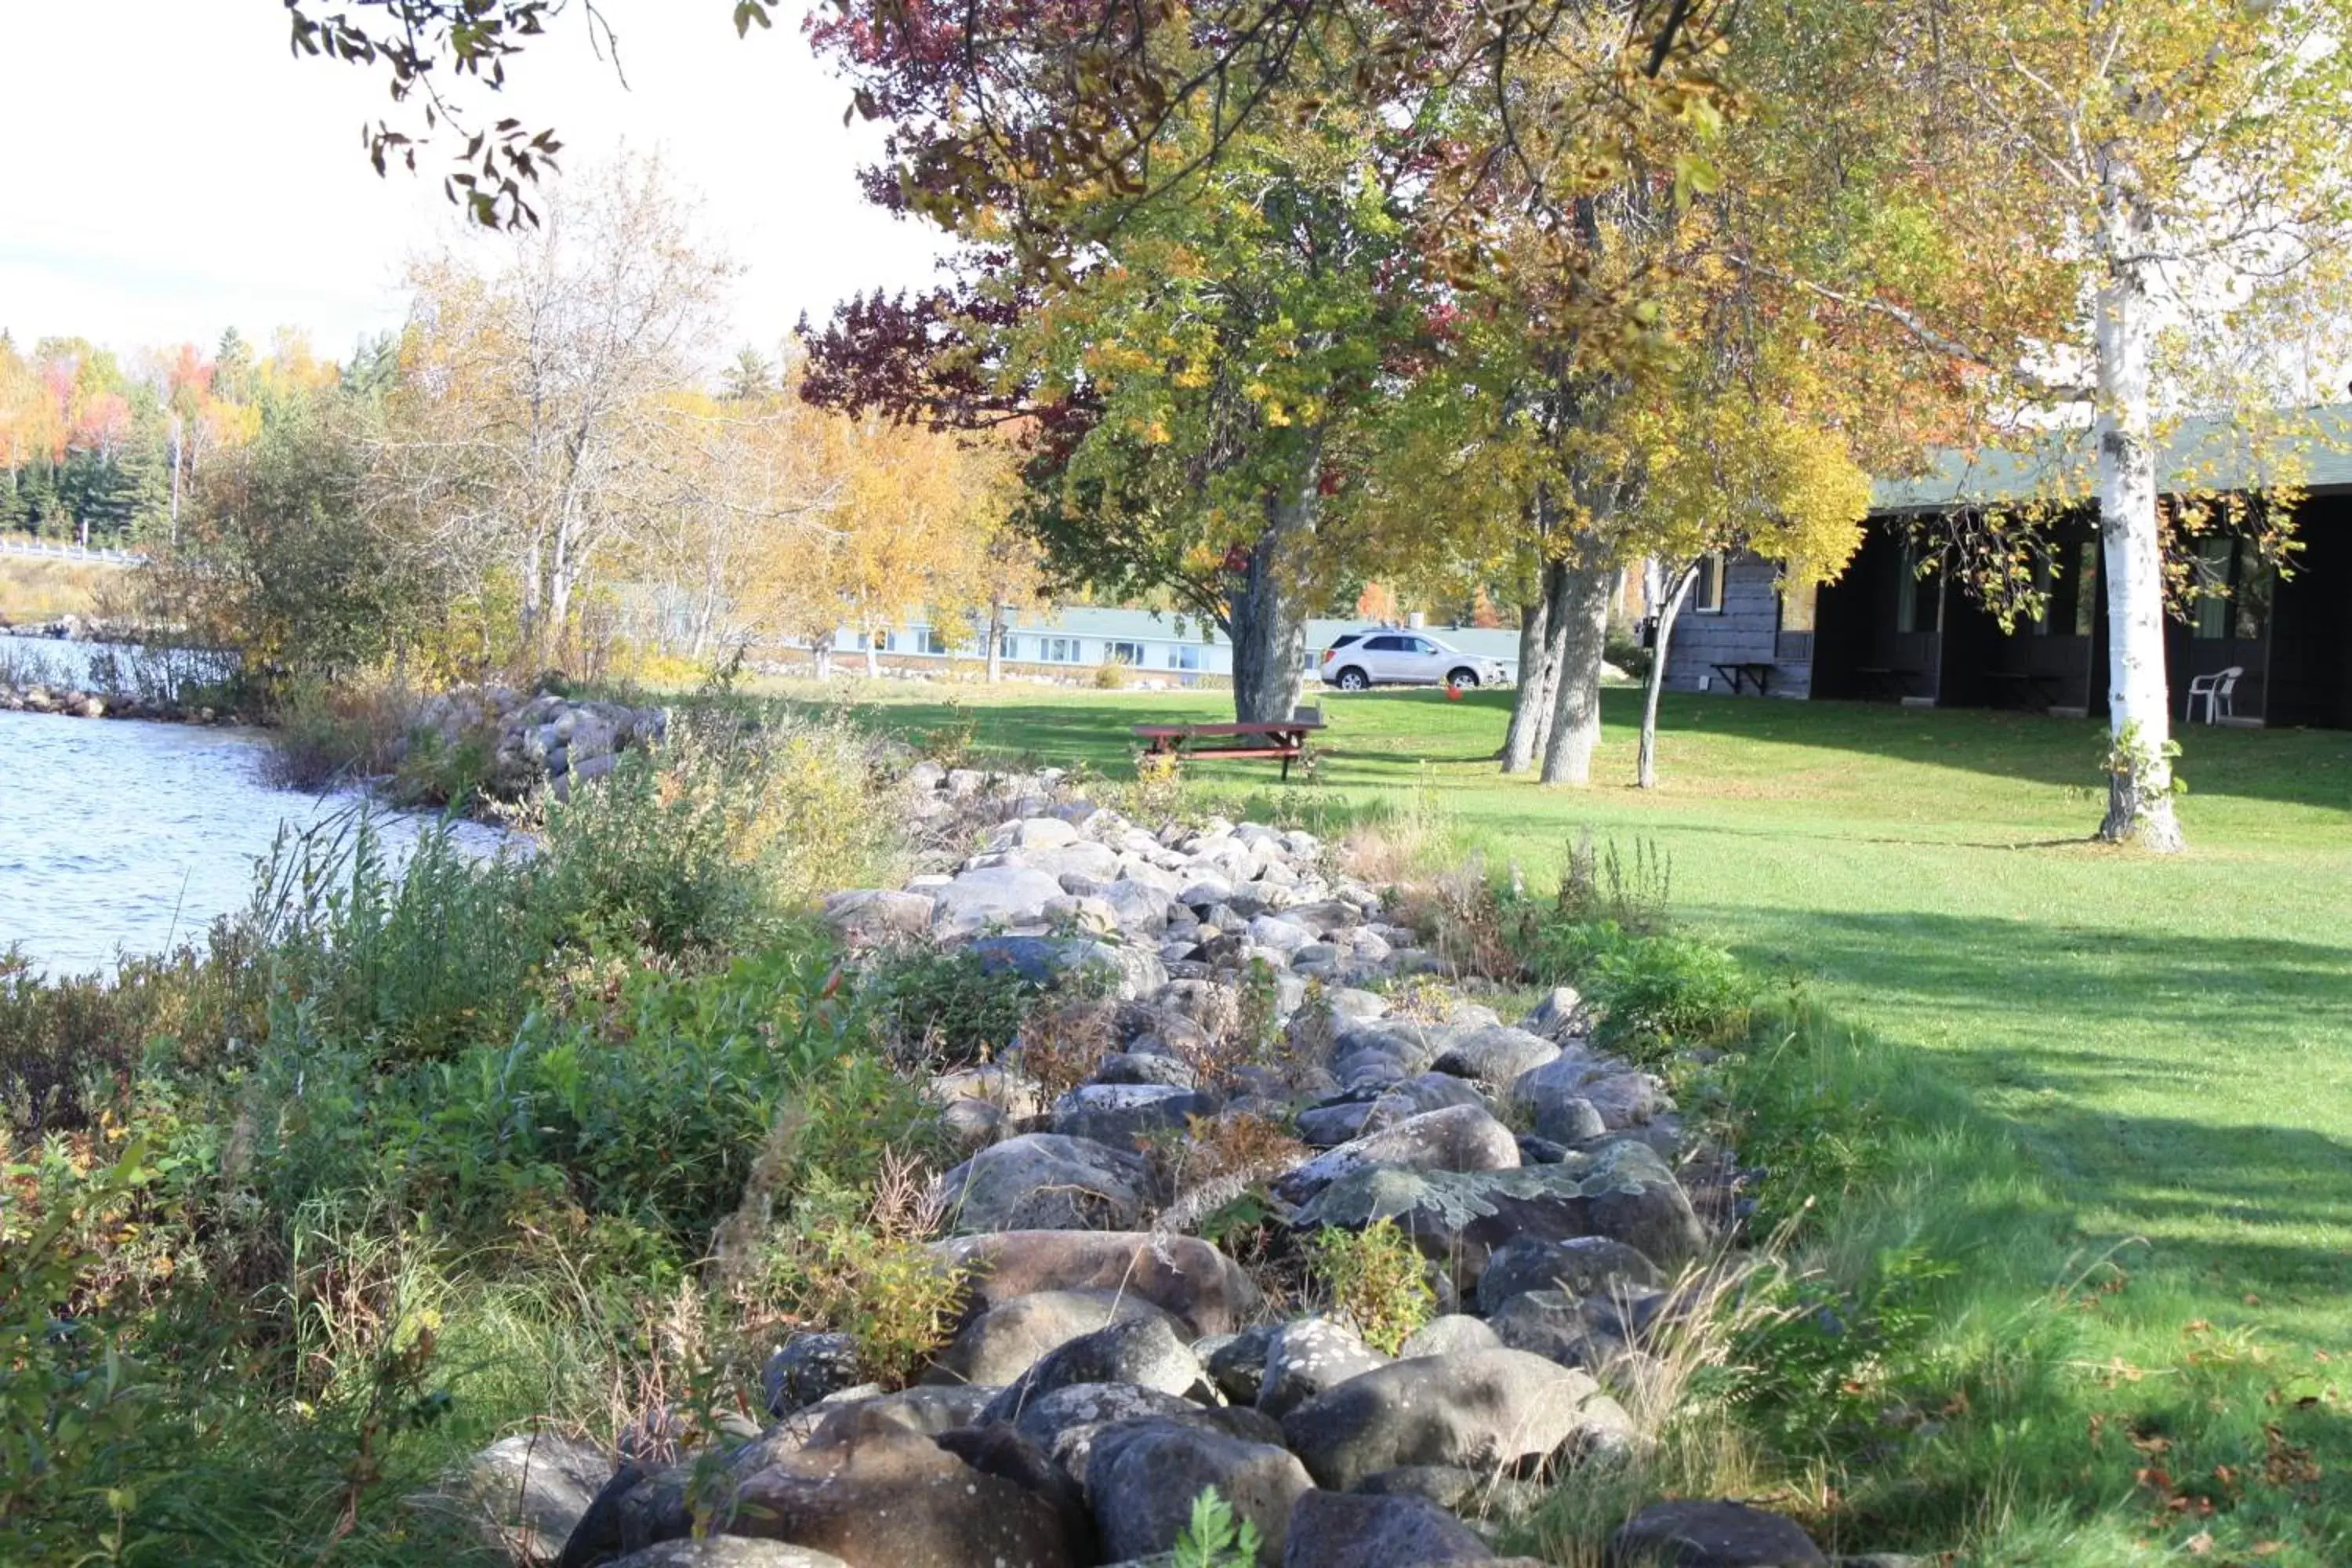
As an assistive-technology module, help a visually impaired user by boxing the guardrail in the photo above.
[0,538,148,567]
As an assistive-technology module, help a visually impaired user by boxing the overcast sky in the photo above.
[0,1,945,365]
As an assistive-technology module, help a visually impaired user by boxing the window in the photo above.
[1692,554,1727,614]
[1041,637,1079,662]
[1105,640,1145,666]
[1166,644,1202,671]
[2190,537,2274,641]
[1777,579,1817,633]
[920,626,953,655]
[999,633,1021,661]
[1405,637,1440,655]
[1365,634,1410,652]
[1895,545,1941,635]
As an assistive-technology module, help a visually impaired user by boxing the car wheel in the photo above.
[1335,667,1370,691]
[1446,668,1479,690]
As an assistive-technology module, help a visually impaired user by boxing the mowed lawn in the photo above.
[793,677,2352,1364]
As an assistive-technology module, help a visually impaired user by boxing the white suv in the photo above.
[1319,630,1510,691]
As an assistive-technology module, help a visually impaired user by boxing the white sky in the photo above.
[0,0,946,366]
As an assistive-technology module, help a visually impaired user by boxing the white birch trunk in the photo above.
[2092,185,2185,851]
[1638,563,1700,789]
[1537,551,1619,786]
[986,600,1006,684]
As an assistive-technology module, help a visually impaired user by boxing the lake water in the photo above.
[1,638,503,975]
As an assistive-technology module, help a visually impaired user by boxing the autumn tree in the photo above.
[381,154,737,660]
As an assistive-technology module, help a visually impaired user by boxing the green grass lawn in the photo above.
[779,675,2352,1558]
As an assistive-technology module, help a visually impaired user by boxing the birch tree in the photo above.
[1755,0,2352,850]
[385,155,737,661]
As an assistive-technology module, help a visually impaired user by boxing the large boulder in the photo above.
[1051,1082,1216,1145]
[822,891,937,946]
[1009,1382,1283,1481]
[1396,1316,1502,1359]
[446,1431,613,1564]
[720,1406,1080,1568]
[1431,1025,1561,1088]
[1255,1317,1388,1421]
[1279,1348,1634,1490]
[1294,1141,1708,1288]
[930,1134,1152,1233]
[933,1232,1263,1338]
[1269,1105,1520,1206]
[931,866,1069,937]
[931,1290,1183,1389]
[1086,1418,1312,1567]
[1280,1490,1495,1568]
[978,1316,1213,1425]
[606,1544,851,1568]
[1475,1236,1664,1314]
[1607,1501,1827,1566]
[1512,1054,1668,1136]
[762,1334,865,1416]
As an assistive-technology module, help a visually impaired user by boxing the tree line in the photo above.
[44,160,1037,690]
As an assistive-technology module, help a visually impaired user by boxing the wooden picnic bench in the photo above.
[1132,717,1326,781]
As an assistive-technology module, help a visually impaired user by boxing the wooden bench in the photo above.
[1709,661,1779,696]
[1132,717,1326,781]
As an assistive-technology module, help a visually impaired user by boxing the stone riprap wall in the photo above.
[450,767,1904,1568]
[408,686,668,799]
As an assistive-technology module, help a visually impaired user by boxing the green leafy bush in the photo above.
[1308,1219,1436,1355]
[862,945,1046,1066]
[1510,914,1755,1066]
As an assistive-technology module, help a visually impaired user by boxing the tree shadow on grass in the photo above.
[1721,907,2352,1308]
[1595,687,2352,815]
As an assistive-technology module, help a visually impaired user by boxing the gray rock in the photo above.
[931,866,1069,936]
[1487,1290,1599,1368]
[1360,1073,1492,1131]
[820,890,936,944]
[1282,1488,1494,1568]
[978,1316,1213,1425]
[1092,1051,1196,1089]
[1102,880,1177,932]
[931,1289,1183,1388]
[1296,1100,1376,1148]
[1279,1348,1634,1490]
[1432,1025,1561,1087]
[761,1334,864,1416]
[1294,1140,1708,1290]
[1205,1323,1281,1404]
[1010,1381,1283,1481]
[722,1405,1080,1568]
[1537,1098,1610,1145]
[1051,1082,1215,1145]
[1004,841,1124,884]
[1246,915,1316,955]
[1477,1236,1664,1314]
[1396,1315,1502,1359]
[1257,1317,1387,1421]
[449,1431,612,1564]
[605,1543,851,1568]
[1579,1071,1672,1131]
[1271,1105,1522,1205]
[1608,1500,1827,1566]
[931,1134,1152,1232]
[1087,1418,1312,1566]
[1519,986,1584,1040]
[935,1231,1263,1338]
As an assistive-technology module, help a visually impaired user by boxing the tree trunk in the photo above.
[1228,436,1322,724]
[1537,547,1619,786]
[1638,562,1700,789]
[986,599,1006,684]
[812,631,834,679]
[2092,192,2184,852]
[863,631,881,678]
[1500,570,1559,774]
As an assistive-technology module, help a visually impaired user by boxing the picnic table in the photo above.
[1709,661,1779,696]
[1132,717,1326,781]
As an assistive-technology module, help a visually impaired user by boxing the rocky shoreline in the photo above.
[442,767,1910,1568]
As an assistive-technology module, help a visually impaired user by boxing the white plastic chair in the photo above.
[2186,666,2242,724]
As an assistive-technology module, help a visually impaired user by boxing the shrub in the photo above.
[751,1163,965,1391]
[863,945,1046,1068]
[1307,1220,1436,1355]
[1508,913,1755,1067]
[1173,1487,1262,1568]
